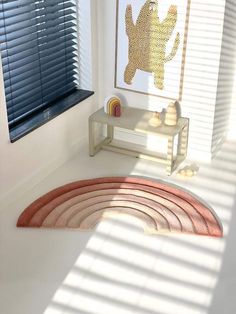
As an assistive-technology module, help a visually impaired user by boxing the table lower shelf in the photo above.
[91,138,185,175]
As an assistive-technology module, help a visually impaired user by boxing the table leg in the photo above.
[166,136,174,175]
[177,121,189,157]
[89,119,96,156]
[107,125,114,142]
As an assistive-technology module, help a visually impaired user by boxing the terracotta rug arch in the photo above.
[17,177,223,237]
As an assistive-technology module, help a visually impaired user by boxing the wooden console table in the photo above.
[89,107,189,175]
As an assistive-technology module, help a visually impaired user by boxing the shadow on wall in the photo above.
[42,141,236,314]
[213,0,236,152]
[228,72,236,139]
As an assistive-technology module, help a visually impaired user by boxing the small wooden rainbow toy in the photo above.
[104,96,121,117]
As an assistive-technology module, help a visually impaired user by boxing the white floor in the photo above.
[1,141,236,314]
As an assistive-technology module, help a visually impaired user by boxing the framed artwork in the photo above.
[115,0,191,100]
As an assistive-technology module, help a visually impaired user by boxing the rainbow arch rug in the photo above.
[17,177,223,237]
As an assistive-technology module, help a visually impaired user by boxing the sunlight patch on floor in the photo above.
[44,215,224,314]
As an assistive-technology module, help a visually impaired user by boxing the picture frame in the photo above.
[115,0,191,100]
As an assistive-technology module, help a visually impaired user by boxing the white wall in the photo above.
[229,75,236,140]
[0,1,99,207]
[97,0,227,161]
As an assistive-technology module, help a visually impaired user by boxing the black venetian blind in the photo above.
[0,0,79,128]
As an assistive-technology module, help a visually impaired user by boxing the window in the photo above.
[0,0,93,142]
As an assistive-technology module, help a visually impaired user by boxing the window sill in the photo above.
[9,89,94,143]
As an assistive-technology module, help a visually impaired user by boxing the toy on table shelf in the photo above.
[104,96,121,117]
[149,111,162,127]
[164,100,179,126]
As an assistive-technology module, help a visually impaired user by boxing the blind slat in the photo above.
[6,69,77,102]
[4,57,76,91]
[0,5,75,29]
[1,35,76,66]
[5,65,76,98]
[0,15,75,43]
[0,20,75,45]
[0,21,75,57]
[8,84,76,125]
[4,52,77,88]
[3,41,76,73]
[7,75,76,110]
[0,0,75,20]
[1,0,75,11]
[7,80,76,114]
